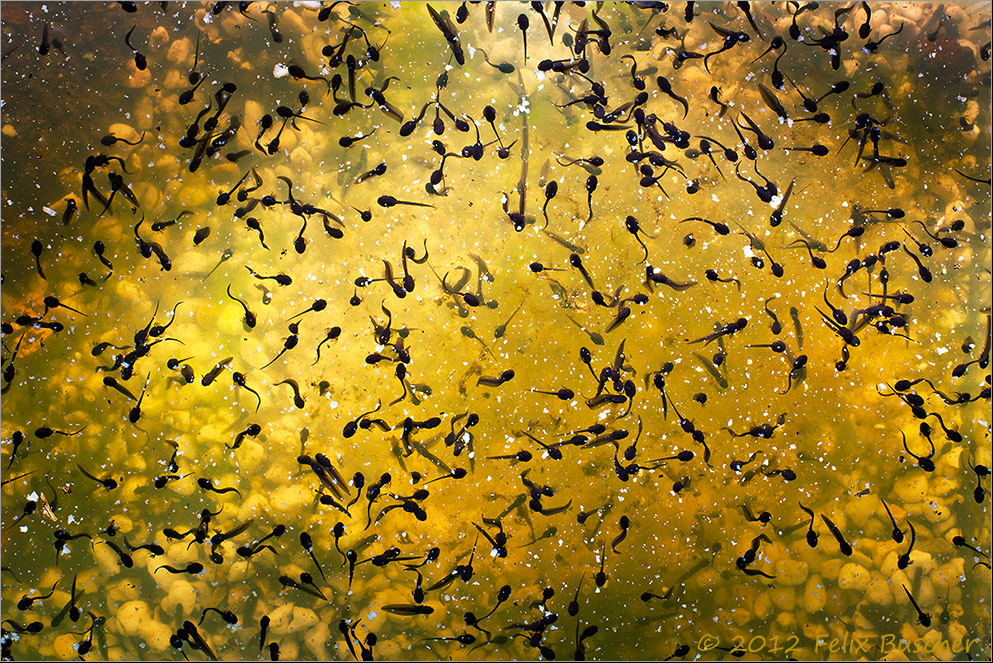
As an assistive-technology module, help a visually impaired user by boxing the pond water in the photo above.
[1,1,990,661]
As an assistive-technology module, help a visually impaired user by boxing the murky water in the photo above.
[1,1,991,661]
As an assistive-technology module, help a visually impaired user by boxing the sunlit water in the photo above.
[1,1,991,661]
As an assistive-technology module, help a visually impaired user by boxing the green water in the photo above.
[1,1,990,661]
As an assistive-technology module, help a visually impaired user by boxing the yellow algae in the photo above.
[92,542,124,575]
[139,619,175,652]
[162,579,198,615]
[770,586,797,611]
[802,575,827,613]
[866,573,894,606]
[105,577,142,606]
[838,562,871,592]
[52,633,78,660]
[303,621,333,659]
[116,600,151,636]
[266,603,298,636]
[775,558,809,586]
